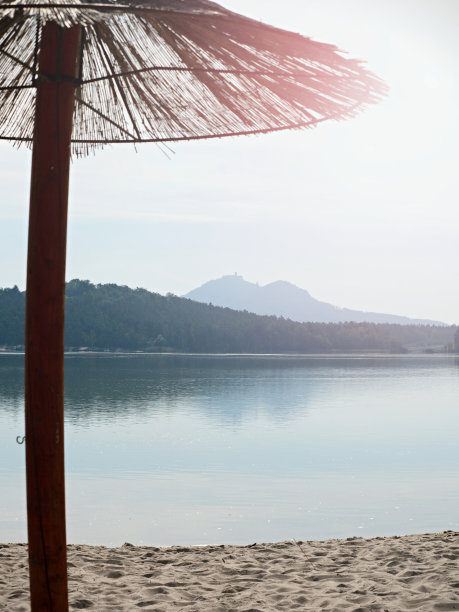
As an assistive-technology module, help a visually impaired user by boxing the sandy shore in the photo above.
[1,532,459,611]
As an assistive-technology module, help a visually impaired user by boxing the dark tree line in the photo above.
[0,285,25,346]
[0,280,456,353]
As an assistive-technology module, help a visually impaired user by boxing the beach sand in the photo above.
[1,532,459,611]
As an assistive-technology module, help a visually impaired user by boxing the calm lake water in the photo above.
[1,352,459,546]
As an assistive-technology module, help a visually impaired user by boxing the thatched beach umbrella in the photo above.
[0,1,385,609]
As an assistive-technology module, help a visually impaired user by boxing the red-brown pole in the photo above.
[25,21,81,611]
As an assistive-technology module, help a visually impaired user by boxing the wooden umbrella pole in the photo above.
[25,21,81,611]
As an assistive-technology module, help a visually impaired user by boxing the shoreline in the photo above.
[3,531,459,611]
[1,349,455,356]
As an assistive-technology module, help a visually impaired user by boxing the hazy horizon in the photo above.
[1,0,458,323]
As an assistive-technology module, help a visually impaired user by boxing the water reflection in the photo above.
[3,352,458,424]
[1,353,459,545]
[0,353,24,415]
[63,353,318,426]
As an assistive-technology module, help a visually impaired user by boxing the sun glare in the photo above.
[384,30,456,154]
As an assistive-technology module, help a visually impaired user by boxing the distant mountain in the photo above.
[184,275,445,326]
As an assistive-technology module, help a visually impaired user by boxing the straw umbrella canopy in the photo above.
[0,1,386,609]
[0,0,387,153]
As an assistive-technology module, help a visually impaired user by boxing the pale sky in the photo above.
[1,0,458,323]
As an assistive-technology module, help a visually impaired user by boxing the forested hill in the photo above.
[0,280,456,353]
